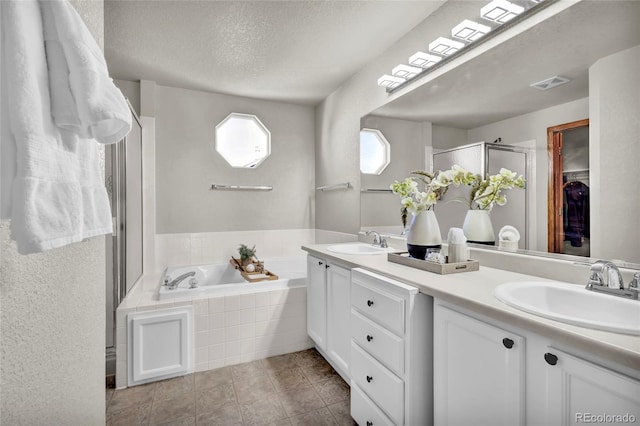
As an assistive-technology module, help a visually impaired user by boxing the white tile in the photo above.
[238,293,255,310]
[116,307,135,327]
[208,328,225,345]
[193,299,208,316]
[209,343,225,361]
[195,347,208,365]
[224,356,241,367]
[255,291,270,307]
[116,327,127,346]
[196,362,209,373]
[195,331,209,348]
[209,313,225,329]
[209,297,225,314]
[173,300,194,308]
[225,323,255,342]
[224,308,255,327]
[208,359,225,370]
[255,306,270,322]
[224,294,241,312]
[288,287,307,303]
[195,315,209,333]
[225,338,255,357]
[269,289,290,306]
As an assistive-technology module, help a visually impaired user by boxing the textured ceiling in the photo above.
[104,0,444,105]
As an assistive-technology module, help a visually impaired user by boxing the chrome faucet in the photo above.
[164,271,196,290]
[365,230,388,248]
[586,260,639,300]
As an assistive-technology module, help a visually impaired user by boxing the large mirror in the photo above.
[360,0,640,266]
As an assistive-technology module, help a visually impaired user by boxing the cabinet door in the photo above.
[307,256,327,350]
[326,262,351,376]
[434,304,525,426]
[542,348,640,426]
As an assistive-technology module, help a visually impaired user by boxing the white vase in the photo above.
[406,210,442,259]
[462,209,495,245]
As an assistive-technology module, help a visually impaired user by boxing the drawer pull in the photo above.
[366,334,373,342]
[367,422,373,426]
[502,338,514,349]
[367,299,374,307]
[544,352,558,366]
[318,261,323,266]
[366,375,373,383]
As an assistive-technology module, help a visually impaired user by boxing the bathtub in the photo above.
[158,256,307,300]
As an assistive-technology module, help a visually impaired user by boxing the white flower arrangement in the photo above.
[390,170,450,227]
[447,166,526,211]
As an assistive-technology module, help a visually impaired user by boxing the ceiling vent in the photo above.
[530,75,571,91]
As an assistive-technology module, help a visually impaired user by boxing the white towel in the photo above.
[41,0,131,144]
[1,0,120,254]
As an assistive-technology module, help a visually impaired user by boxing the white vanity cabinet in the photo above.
[540,348,640,425]
[306,255,351,380]
[350,268,433,426]
[434,302,525,426]
[434,299,640,426]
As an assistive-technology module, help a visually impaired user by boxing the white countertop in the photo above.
[302,244,640,373]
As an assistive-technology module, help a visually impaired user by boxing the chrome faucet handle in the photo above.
[163,276,171,286]
[379,238,388,248]
[189,277,199,289]
[587,260,623,289]
[629,273,640,291]
[365,230,380,245]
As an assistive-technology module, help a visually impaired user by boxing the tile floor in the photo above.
[106,349,356,426]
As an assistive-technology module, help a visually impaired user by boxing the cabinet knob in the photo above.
[367,422,373,426]
[367,300,374,307]
[366,334,373,342]
[318,261,323,266]
[544,352,558,366]
[366,375,373,383]
[502,338,514,349]
[325,264,330,269]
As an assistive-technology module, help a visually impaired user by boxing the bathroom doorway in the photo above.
[547,119,590,257]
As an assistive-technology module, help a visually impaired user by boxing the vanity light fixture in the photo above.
[392,64,423,79]
[377,74,406,89]
[408,51,442,68]
[480,0,524,24]
[452,19,491,42]
[428,37,465,56]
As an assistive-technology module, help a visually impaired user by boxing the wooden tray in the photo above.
[388,252,479,275]
[240,270,279,283]
[230,257,279,282]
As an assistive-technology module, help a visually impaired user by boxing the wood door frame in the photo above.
[547,118,589,253]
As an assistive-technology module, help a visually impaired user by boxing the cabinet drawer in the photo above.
[351,280,405,336]
[351,382,396,426]
[351,341,404,424]
[351,309,404,377]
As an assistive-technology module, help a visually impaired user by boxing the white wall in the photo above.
[589,45,640,263]
[432,124,468,151]
[0,1,106,423]
[154,85,316,234]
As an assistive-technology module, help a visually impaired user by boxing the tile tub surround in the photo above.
[106,349,355,426]
[116,273,313,389]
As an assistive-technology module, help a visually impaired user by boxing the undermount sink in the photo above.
[494,281,640,335]
[326,243,391,255]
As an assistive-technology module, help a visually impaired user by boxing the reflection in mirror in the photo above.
[359,1,640,266]
[360,129,390,175]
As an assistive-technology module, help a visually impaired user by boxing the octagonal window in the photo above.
[360,128,390,174]
[215,113,271,168]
